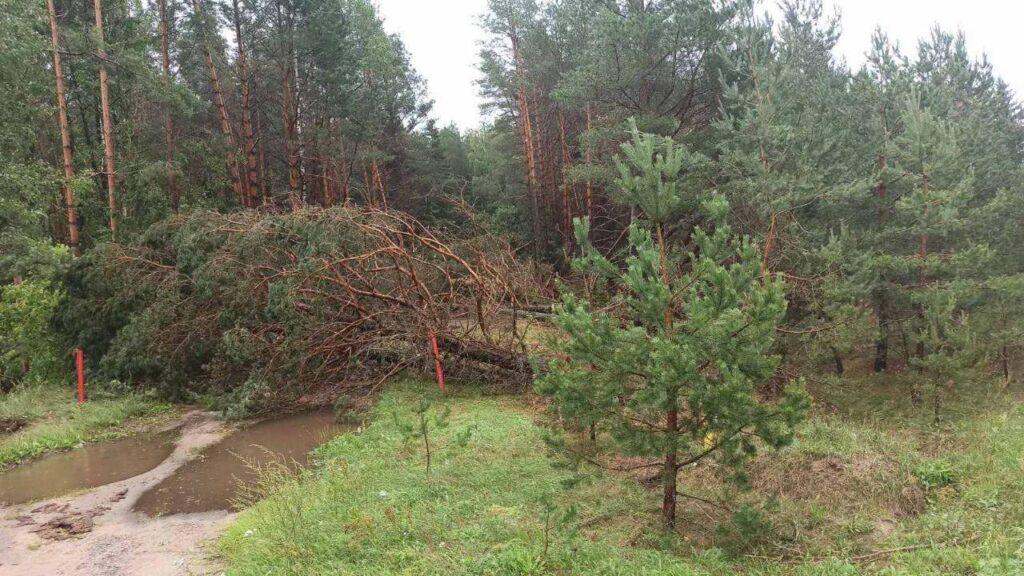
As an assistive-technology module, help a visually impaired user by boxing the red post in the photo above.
[429,331,445,393]
[75,348,86,403]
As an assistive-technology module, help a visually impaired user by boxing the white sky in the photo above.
[374,0,1024,130]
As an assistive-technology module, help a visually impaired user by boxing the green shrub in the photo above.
[0,280,63,387]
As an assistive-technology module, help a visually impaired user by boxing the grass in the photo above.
[221,376,1024,575]
[0,384,172,468]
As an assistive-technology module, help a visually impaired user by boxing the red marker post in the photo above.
[75,348,86,403]
[429,331,445,393]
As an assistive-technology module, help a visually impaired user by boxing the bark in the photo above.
[873,153,889,372]
[510,30,540,254]
[158,0,179,212]
[584,104,593,221]
[93,0,118,239]
[191,0,246,205]
[656,222,678,528]
[372,159,387,209]
[557,109,572,250]
[232,0,259,207]
[46,0,80,256]
[277,0,301,210]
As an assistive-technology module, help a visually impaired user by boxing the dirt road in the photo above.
[0,412,234,576]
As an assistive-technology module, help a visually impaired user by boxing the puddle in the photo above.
[0,431,177,506]
[134,410,344,516]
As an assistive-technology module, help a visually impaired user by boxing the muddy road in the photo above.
[0,410,345,576]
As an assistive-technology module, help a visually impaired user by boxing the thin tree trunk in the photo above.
[93,0,118,239]
[192,0,246,205]
[557,109,572,251]
[232,0,258,207]
[277,0,301,210]
[46,0,80,256]
[656,222,678,528]
[510,30,539,255]
[873,153,889,372]
[256,110,268,205]
[372,159,387,209]
[158,0,178,212]
[916,174,929,363]
[584,103,593,221]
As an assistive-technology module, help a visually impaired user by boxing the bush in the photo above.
[0,280,63,387]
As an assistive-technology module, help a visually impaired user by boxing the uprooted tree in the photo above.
[536,124,808,528]
[56,207,547,415]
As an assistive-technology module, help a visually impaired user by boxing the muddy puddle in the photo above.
[134,410,344,516]
[0,430,177,506]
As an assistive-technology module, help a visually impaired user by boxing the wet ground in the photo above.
[0,409,347,576]
[134,410,344,516]
[0,431,176,506]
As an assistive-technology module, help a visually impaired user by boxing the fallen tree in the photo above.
[57,207,550,415]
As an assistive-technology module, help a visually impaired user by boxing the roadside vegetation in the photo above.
[221,379,1024,575]
[0,384,171,468]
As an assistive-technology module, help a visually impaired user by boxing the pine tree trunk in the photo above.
[46,0,80,257]
[372,159,387,209]
[158,0,178,212]
[656,222,678,528]
[256,111,268,205]
[873,153,889,372]
[232,0,259,207]
[916,174,930,363]
[277,0,301,210]
[93,0,118,239]
[192,0,246,205]
[584,104,593,221]
[557,109,573,251]
[510,30,539,255]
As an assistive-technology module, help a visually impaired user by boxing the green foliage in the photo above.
[393,395,475,476]
[0,280,64,386]
[538,122,807,527]
[914,460,957,491]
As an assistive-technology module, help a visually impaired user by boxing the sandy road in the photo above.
[0,412,236,576]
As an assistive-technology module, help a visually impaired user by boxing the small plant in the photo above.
[914,459,957,491]
[538,490,578,559]
[394,398,474,476]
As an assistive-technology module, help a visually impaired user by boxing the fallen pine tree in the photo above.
[56,207,550,415]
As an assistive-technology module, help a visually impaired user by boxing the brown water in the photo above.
[0,431,177,506]
[134,410,344,516]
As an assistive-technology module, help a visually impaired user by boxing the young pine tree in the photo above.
[536,122,808,529]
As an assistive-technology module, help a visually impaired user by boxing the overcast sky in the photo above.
[373,0,1024,130]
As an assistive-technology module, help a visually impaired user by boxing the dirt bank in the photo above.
[0,411,234,576]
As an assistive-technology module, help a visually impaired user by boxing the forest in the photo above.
[1,0,1023,574]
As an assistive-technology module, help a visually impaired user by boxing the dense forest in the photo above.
[1,0,1023,572]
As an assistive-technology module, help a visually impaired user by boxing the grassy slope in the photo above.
[0,385,171,467]
[222,378,1024,575]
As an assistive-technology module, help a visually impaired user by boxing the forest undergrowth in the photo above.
[220,375,1024,575]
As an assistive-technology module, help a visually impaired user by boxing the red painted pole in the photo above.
[429,331,445,393]
[75,348,86,403]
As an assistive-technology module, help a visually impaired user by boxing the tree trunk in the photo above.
[873,153,889,372]
[93,0,118,239]
[158,0,179,212]
[584,103,593,221]
[232,0,259,207]
[192,0,246,205]
[46,0,80,257]
[277,0,301,210]
[557,109,572,251]
[655,222,678,528]
[510,30,539,255]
